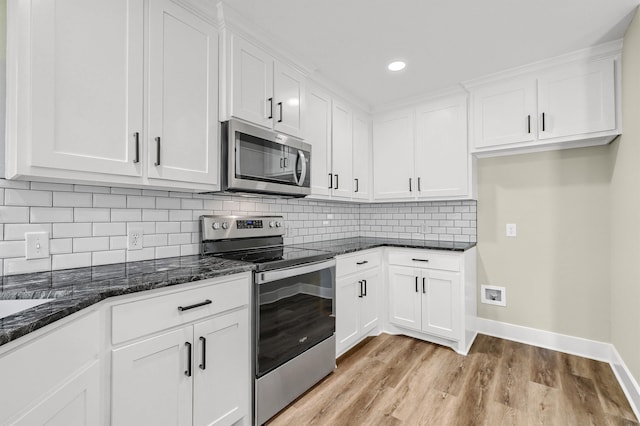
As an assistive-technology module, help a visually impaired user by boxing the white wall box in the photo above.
[222,32,305,138]
[110,274,251,426]
[372,93,472,201]
[305,84,372,201]
[385,248,477,354]
[0,310,101,426]
[335,249,382,356]
[6,0,220,192]
[466,41,622,157]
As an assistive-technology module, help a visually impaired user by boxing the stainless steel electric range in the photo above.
[200,215,336,425]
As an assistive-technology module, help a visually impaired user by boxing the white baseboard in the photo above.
[475,317,640,420]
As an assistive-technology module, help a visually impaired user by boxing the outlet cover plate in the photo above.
[506,223,517,237]
[481,284,506,307]
[128,227,144,251]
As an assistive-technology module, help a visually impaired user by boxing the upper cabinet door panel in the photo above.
[415,96,468,198]
[147,1,219,187]
[538,58,616,140]
[306,86,332,197]
[352,114,371,200]
[331,100,353,199]
[373,110,414,199]
[472,77,537,149]
[29,0,143,176]
[231,36,274,128]
[274,61,305,138]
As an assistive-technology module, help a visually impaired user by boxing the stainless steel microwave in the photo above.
[222,119,311,197]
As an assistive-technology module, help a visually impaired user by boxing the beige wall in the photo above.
[611,7,640,383]
[477,147,612,341]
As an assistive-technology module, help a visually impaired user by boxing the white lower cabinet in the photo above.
[335,250,381,357]
[110,275,251,426]
[0,310,101,426]
[386,248,476,354]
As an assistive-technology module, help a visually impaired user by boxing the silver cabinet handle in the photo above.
[154,137,161,166]
[133,132,140,163]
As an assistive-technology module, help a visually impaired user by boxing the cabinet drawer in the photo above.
[388,250,460,272]
[112,275,250,344]
[337,249,381,277]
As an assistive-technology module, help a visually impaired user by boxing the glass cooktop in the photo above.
[212,246,334,272]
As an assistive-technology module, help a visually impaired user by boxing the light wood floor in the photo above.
[268,333,638,426]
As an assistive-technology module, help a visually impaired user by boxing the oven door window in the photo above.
[235,132,310,187]
[256,266,335,377]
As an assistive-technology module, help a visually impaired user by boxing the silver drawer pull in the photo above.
[356,260,368,265]
[178,299,212,312]
[411,258,429,262]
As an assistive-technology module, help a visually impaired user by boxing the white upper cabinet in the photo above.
[373,95,471,202]
[414,95,469,198]
[14,0,144,178]
[147,0,219,187]
[352,113,371,200]
[7,0,221,191]
[372,109,415,200]
[467,43,621,156]
[537,58,616,140]
[226,34,305,138]
[331,100,354,199]
[306,86,333,197]
[471,77,537,148]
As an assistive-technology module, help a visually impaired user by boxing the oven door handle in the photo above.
[292,150,307,187]
[257,258,336,284]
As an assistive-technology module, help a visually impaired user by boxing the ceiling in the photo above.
[220,0,640,111]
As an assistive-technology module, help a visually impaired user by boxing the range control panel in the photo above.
[201,215,285,241]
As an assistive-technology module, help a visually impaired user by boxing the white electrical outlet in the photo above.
[506,223,517,237]
[128,227,144,251]
[25,232,50,259]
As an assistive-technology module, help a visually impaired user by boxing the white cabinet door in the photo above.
[336,276,360,353]
[387,266,421,331]
[331,100,354,199]
[147,1,219,188]
[471,77,537,149]
[112,327,193,426]
[28,0,143,177]
[538,58,616,140]
[193,309,249,426]
[415,95,469,198]
[274,61,305,138]
[373,109,415,200]
[12,361,100,426]
[422,270,461,340]
[230,36,274,129]
[352,113,371,200]
[359,270,379,333]
[306,86,332,196]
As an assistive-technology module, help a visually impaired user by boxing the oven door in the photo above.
[255,259,336,378]
[226,120,311,196]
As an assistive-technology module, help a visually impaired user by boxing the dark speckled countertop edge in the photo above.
[0,237,475,348]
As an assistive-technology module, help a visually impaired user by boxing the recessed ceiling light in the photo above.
[387,61,406,72]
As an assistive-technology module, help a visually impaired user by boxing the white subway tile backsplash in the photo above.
[50,238,73,255]
[156,222,181,234]
[5,224,51,241]
[156,197,181,209]
[53,223,92,238]
[52,252,91,270]
[169,233,191,245]
[127,196,155,209]
[74,184,110,193]
[30,207,74,223]
[5,257,51,275]
[126,247,155,262]
[92,250,125,266]
[0,241,25,258]
[144,234,168,247]
[169,210,192,221]
[5,189,52,206]
[181,221,199,233]
[75,208,110,222]
[181,198,204,210]
[111,209,142,222]
[156,245,181,259]
[180,244,200,256]
[110,236,127,250]
[143,189,169,197]
[93,194,127,208]
[93,222,126,237]
[73,237,110,253]
[111,187,142,196]
[0,180,29,189]
[53,192,92,207]
[142,209,169,222]
[31,182,74,192]
[0,206,30,223]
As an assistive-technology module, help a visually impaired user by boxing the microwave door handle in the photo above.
[294,150,307,187]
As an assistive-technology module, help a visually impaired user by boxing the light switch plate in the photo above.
[506,223,517,237]
[25,232,50,259]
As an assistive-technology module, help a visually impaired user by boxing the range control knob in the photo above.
[222,222,229,230]
[212,222,221,230]
[269,221,276,228]
[276,221,282,228]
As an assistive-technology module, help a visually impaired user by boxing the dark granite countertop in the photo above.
[0,255,254,347]
[293,237,476,256]
[0,237,474,348]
